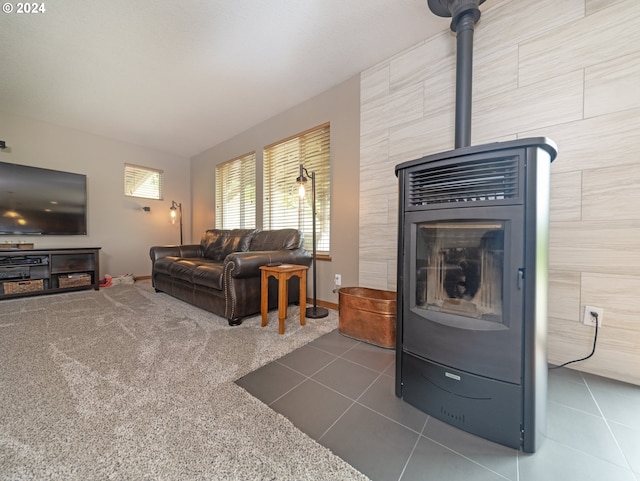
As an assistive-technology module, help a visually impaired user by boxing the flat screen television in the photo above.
[0,161,87,235]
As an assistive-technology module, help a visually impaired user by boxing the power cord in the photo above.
[549,311,599,370]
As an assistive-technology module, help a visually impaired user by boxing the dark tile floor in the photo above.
[236,329,640,481]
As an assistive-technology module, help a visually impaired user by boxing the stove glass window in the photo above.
[415,221,504,322]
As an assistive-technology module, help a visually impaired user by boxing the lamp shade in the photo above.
[169,200,183,244]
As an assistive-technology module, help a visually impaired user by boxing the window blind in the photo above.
[263,123,330,252]
[124,164,163,200]
[215,152,256,229]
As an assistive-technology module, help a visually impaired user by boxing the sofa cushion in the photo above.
[168,259,198,282]
[193,263,225,290]
[154,256,180,275]
[168,258,224,290]
[200,229,256,260]
[250,229,302,251]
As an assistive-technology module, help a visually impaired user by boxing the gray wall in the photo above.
[190,76,360,306]
[0,111,191,278]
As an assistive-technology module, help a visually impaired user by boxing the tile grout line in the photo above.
[268,352,343,406]
[582,373,636,474]
[268,338,382,408]
[416,429,516,481]
[396,415,429,481]
[314,342,396,442]
[316,352,389,442]
[313,340,379,440]
[286,338,428,440]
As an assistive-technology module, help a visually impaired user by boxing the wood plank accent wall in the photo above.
[359,0,640,385]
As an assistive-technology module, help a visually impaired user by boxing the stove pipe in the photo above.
[427,0,485,148]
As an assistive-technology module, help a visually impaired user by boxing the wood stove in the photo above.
[394,0,558,452]
[396,139,556,452]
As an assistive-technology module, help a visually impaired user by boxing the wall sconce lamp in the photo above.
[170,200,183,245]
[296,165,328,319]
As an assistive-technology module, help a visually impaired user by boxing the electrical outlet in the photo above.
[334,274,341,286]
[582,306,604,327]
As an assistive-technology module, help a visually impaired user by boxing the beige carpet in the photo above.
[0,281,369,480]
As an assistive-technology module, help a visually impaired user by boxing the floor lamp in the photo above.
[297,165,328,319]
[169,200,183,245]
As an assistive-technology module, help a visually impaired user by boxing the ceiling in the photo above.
[0,1,450,158]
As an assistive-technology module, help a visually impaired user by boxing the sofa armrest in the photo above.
[149,244,203,262]
[224,249,312,279]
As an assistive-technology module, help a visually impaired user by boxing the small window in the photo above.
[124,164,164,200]
[215,152,256,229]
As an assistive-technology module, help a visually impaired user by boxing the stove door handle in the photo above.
[517,268,525,290]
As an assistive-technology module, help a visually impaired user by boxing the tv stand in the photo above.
[0,247,101,299]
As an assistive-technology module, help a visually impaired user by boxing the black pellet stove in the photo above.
[395,0,557,452]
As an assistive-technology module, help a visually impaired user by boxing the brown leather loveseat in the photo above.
[149,228,312,325]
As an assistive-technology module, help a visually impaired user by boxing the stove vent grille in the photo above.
[408,155,519,206]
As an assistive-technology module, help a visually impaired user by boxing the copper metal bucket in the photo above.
[338,287,397,349]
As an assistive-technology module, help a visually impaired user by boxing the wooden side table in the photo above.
[260,264,308,335]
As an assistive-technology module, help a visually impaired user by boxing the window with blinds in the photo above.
[263,123,330,253]
[124,164,164,200]
[215,152,256,229]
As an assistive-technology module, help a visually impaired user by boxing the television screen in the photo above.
[0,161,87,235]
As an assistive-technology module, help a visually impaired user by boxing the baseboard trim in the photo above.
[306,298,338,311]
[134,275,152,281]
